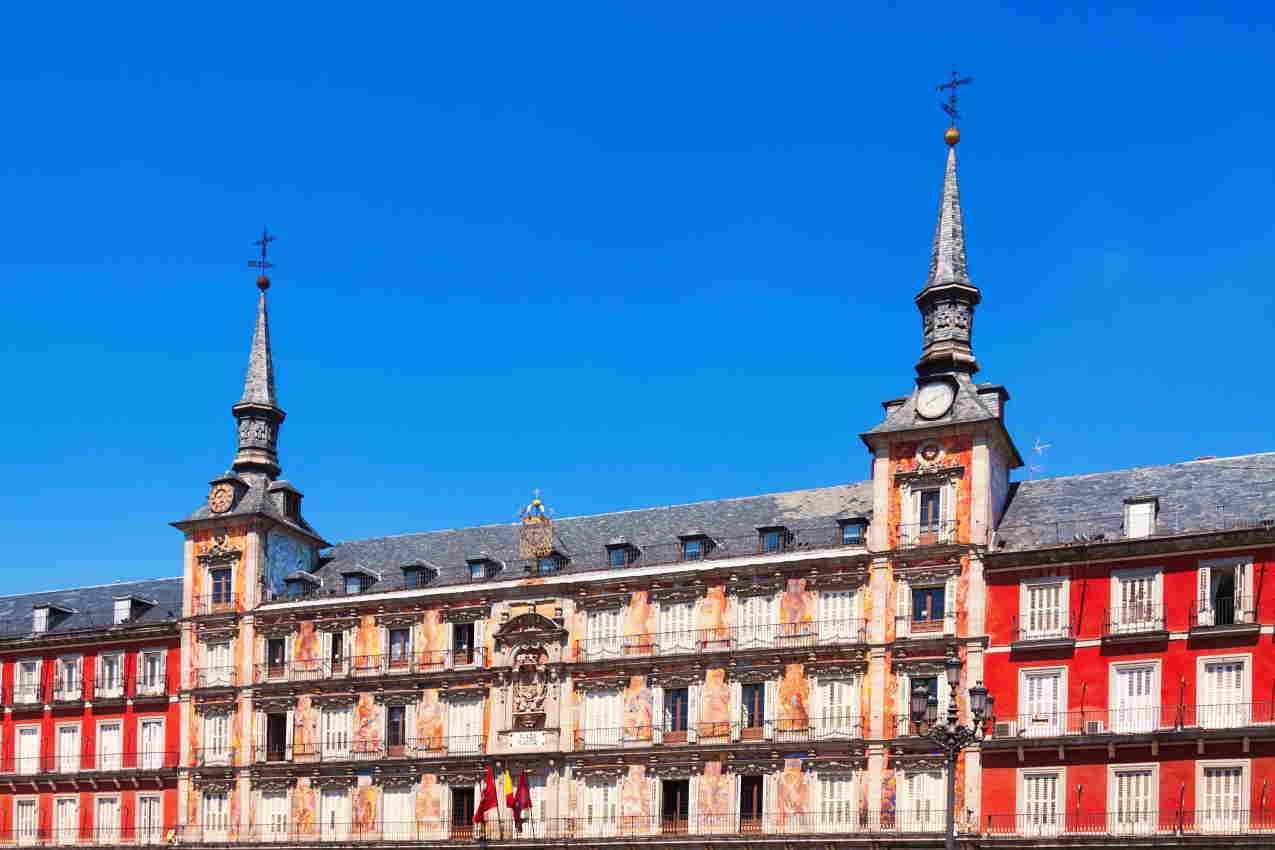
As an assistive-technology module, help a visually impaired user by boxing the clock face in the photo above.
[208,483,234,513]
[265,531,312,598]
[915,382,955,419]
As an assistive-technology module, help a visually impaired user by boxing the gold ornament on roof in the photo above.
[518,491,555,559]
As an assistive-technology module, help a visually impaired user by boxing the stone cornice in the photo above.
[726,576,784,598]
[255,621,299,638]
[646,761,702,779]
[806,659,866,679]
[438,686,487,702]
[314,617,359,633]
[250,776,297,792]
[254,696,297,713]
[572,764,628,781]
[572,674,629,693]
[725,663,784,684]
[441,606,491,624]
[649,586,706,604]
[646,669,704,689]
[310,693,359,708]
[311,774,357,790]
[375,612,423,629]
[724,758,783,775]
[575,593,631,612]
[373,691,421,706]
[195,627,238,644]
[803,756,867,775]
[895,563,960,585]
[804,571,867,592]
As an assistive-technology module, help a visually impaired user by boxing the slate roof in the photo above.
[0,577,183,640]
[313,482,874,594]
[864,374,1004,436]
[994,452,1275,550]
[180,473,324,542]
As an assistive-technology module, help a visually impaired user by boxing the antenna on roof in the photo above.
[1029,438,1051,480]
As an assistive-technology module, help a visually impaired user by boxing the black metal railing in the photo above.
[250,735,488,765]
[5,683,45,707]
[193,593,242,616]
[1011,611,1076,644]
[1189,595,1258,629]
[994,499,1275,550]
[254,649,487,684]
[576,619,866,662]
[1103,603,1168,637]
[193,666,238,688]
[984,809,1275,836]
[1,749,180,775]
[896,519,960,548]
[574,716,864,749]
[986,701,1275,739]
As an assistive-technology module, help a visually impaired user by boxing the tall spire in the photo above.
[915,127,982,376]
[232,229,286,478]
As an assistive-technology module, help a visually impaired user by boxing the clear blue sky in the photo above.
[2,3,1272,593]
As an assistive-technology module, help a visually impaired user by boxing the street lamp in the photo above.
[909,656,994,850]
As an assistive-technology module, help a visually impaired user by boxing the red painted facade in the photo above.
[0,632,181,844]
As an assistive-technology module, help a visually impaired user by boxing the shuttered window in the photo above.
[1124,501,1154,538]
[1200,765,1245,831]
[1111,665,1156,733]
[16,800,38,845]
[818,679,859,736]
[322,706,351,760]
[97,721,123,771]
[817,591,858,642]
[1200,659,1248,728]
[1022,772,1060,834]
[447,698,484,754]
[320,789,351,841]
[55,798,79,844]
[583,782,618,836]
[138,794,162,844]
[1022,671,1063,737]
[261,791,289,841]
[203,792,230,840]
[905,772,943,831]
[659,602,695,654]
[582,689,622,748]
[1111,769,1155,834]
[1022,582,1064,638]
[820,774,856,832]
[586,609,623,659]
[57,724,80,773]
[204,712,230,765]
[737,595,773,648]
[383,786,415,839]
[96,796,120,843]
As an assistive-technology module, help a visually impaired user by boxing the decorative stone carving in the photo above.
[194,701,236,715]
[441,606,491,624]
[891,753,948,771]
[375,612,422,628]
[575,593,631,612]
[315,618,359,633]
[192,777,234,794]
[435,769,483,785]
[897,565,960,585]
[725,664,783,684]
[251,776,297,792]
[311,775,357,790]
[256,621,299,638]
[310,693,358,708]
[195,627,238,643]
[255,696,297,713]
[646,761,702,779]
[895,464,965,488]
[495,612,566,648]
[725,759,782,775]
[439,686,487,702]
[727,577,783,598]
[803,757,866,776]
[572,675,627,693]
[198,530,243,568]
[805,571,867,592]
[511,646,550,718]
[649,586,705,604]
[646,670,703,689]
[807,661,866,680]
[572,765,628,781]
[890,657,949,676]
[373,772,421,787]
[373,691,421,706]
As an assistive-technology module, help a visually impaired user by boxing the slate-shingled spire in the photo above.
[915,133,983,376]
[231,278,286,479]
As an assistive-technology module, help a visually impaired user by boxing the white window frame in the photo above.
[139,717,166,770]
[734,593,778,649]
[1196,758,1249,833]
[319,787,351,841]
[15,796,39,846]
[897,768,945,832]
[1123,499,1156,538]
[203,712,232,766]
[259,788,290,842]
[96,651,125,699]
[321,705,353,760]
[1018,576,1069,640]
[657,600,696,655]
[385,626,413,671]
[53,795,80,844]
[1197,556,1256,626]
[381,784,415,840]
[96,719,124,771]
[54,654,83,701]
[586,607,625,659]
[816,589,862,643]
[1107,763,1158,835]
[15,724,41,776]
[581,687,623,749]
[1109,659,1161,734]
[445,695,484,755]
[15,658,42,704]
[56,721,81,774]
[581,778,619,838]
[817,771,858,833]
[1017,767,1065,835]
[202,790,230,841]
[1018,666,1067,738]
[1196,653,1252,729]
[136,793,163,845]
[812,674,861,739]
[137,648,167,696]
[901,478,957,545]
[205,641,232,687]
[113,598,131,625]
[897,671,950,736]
[1109,567,1163,632]
[32,607,49,633]
[95,793,122,844]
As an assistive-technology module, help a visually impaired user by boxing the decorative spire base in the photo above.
[232,283,286,479]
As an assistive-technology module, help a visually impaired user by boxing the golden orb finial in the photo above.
[256,274,271,291]
[944,126,961,146]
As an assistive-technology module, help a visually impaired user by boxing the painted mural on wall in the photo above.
[777,663,809,733]
[779,579,813,627]
[353,784,376,835]
[698,761,732,831]
[622,675,653,740]
[620,765,652,824]
[353,694,379,756]
[417,776,442,833]
[776,758,811,827]
[699,668,730,737]
[292,778,316,836]
[416,688,444,748]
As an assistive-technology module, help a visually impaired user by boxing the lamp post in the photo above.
[909,656,995,850]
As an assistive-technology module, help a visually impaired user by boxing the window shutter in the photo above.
[729,682,742,741]
[896,581,911,639]
[764,680,778,740]
[254,711,265,759]
[1235,561,1249,619]
[811,679,823,731]
[687,684,700,744]
[649,779,660,837]
[1197,565,1213,626]
[688,775,699,833]
[652,685,664,744]
[944,576,957,635]
[763,773,778,834]
[474,621,486,664]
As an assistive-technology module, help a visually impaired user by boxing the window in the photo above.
[206,641,232,687]
[261,790,289,842]
[820,773,856,832]
[664,687,690,732]
[816,678,859,737]
[203,791,230,841]
[16,799,38,845]
[607,545,637,567]
[582,781,617,837]
[211,568,232,604]
[1123,499,1156,538]
[383,785,414,839]
[386,705,406,752]
[741,683,766,730]
[266,638,287,676]
[759,527,791,553]
[817,590,859,642]
[1110,663,1157,734]
[328,632,346,674]
[96,795,121,844]
[33,607,49,633]
[140,718,165,770]
[16,726,40,775]
[1110,568,1161,632]
[468,560,488,581]
[137,794,162,845]
[55,656,82,701]
[919,489,942,532]
[388,628,412,668]
[1198,760,1248,832]
[535,554,566,575]
[658,600,695,654]
[840,520,867,545]
[344,574,365,595]
[582,688,622,748]
[447,697,483,754]
[737,594,774,648]
[320,788,351,841]
[901,771,943,831]
[586,608,623,659]
[739,775,764,831]
[661,779,691,833]
[1020,669,1064,737]
[403,567,432,589]
[912,586,945,626]
[452,622,477,665]
[1020,578,1067,639]
[57,723,81,773]
[1197,556,1254,627]
[204,712,230,765]
[285,580,307,599]
[139,650,165,695]
[97,721,123,771]
[322,706,351,760]
[1020,770,1063,835]
[264,713,288,762]
[54,797,79,844]
[680,535,713,561]
[1198,655,1250,728]
[1109,766,1156,834]
[113,598,131,625]
[16,659,41,704]
[450,786,475,833]
[97,652,124,698]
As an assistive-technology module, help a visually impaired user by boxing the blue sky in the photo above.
[1,3,1272,593]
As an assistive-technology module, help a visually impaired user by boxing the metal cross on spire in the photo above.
[936,68,974,126]
[248,226,276,291]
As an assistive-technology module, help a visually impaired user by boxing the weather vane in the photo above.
[936,68,973,145]
[248,226,276,291]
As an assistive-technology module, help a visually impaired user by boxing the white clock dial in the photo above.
[915,382,955,419]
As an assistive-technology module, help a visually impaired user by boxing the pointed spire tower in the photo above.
[915,127,982,376]
[232,230,287,479]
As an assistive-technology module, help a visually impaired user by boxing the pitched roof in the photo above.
[311,482,873,594]
[239,291,278,409]
[0,577,183,640]
[994,452,1275,550]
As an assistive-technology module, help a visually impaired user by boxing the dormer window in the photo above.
[679,534,713,561]
[840,519,868,546]
[114,598,130,624]
[33,607,49,633]
[534,552,567,576]
[340,567,378,595]
[284,570,320,600]
[1124,497,1158,539]
[606,541,638,568]
[758,526,793,553]
[467,558,501,581]
[402,564,437,589]
[32,604,74,633]
[345,574,365,594]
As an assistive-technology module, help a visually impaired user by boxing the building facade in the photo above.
[0,580,182,845]
[2,127,1271,849]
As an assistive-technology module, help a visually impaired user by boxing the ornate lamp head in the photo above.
[944,655,963,688]
[910,683,930,724]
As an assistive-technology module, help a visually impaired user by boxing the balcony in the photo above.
[1011,612,1076,650]
[193,592,242,617]
[6,683,44,708]
[253,650,487,683]
[193,666,238,689]
[50,678,86,703]
[986,701,1275,742]
[896,519,959,549]
[1,750,180,775]
[0,825,169,845]
[250,735,488,765]
[575,619,866,662]
[1190,595,1260,636]
[1103,603,1169,644]
[575,716,863,749]
[984,809,1275,837]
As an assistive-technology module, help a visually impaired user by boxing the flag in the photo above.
[473,765,499,824]
[512,772,533,833]
[503,768,515,808]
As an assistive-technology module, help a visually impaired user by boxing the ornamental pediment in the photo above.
[647,760,703,779]
[724,758,782,775]
[727,576,784,598]
[805,571,867,592]
[375,612,423,628]
[573,674,628,693]
[495,612,566,647]
[575,593,631,612]
[649,585,706,604]
[441,606,491,624]
[256,621,299,638]
[314,617,359,633]
[725,663,784,684]
[195,627,238,643]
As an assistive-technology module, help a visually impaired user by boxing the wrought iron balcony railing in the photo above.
[249,735,488,765]
[0,825,170,846]
[1103,603,1168,638]
[984,701,1275,740]
[574,717,863,750]
[1,750,180,775]
[576,619,865,662]
[5,683,44,707]
[896,519,960,548]
[983,809,1275,836]
[1190,595,1258,630]
[1011,611,1076,645]
[193,592,242,616]
[254,649,487,685]
[193,666,238,689]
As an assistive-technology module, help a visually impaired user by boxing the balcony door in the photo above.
[1022,671,1063,738]
[1199,658,1248,729]
[1111,665,1156,734]
[57,724,81,773]
[140,718,165,769]
[98,721,123,771]
[17,726,40,775]
[55,797,79,844]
